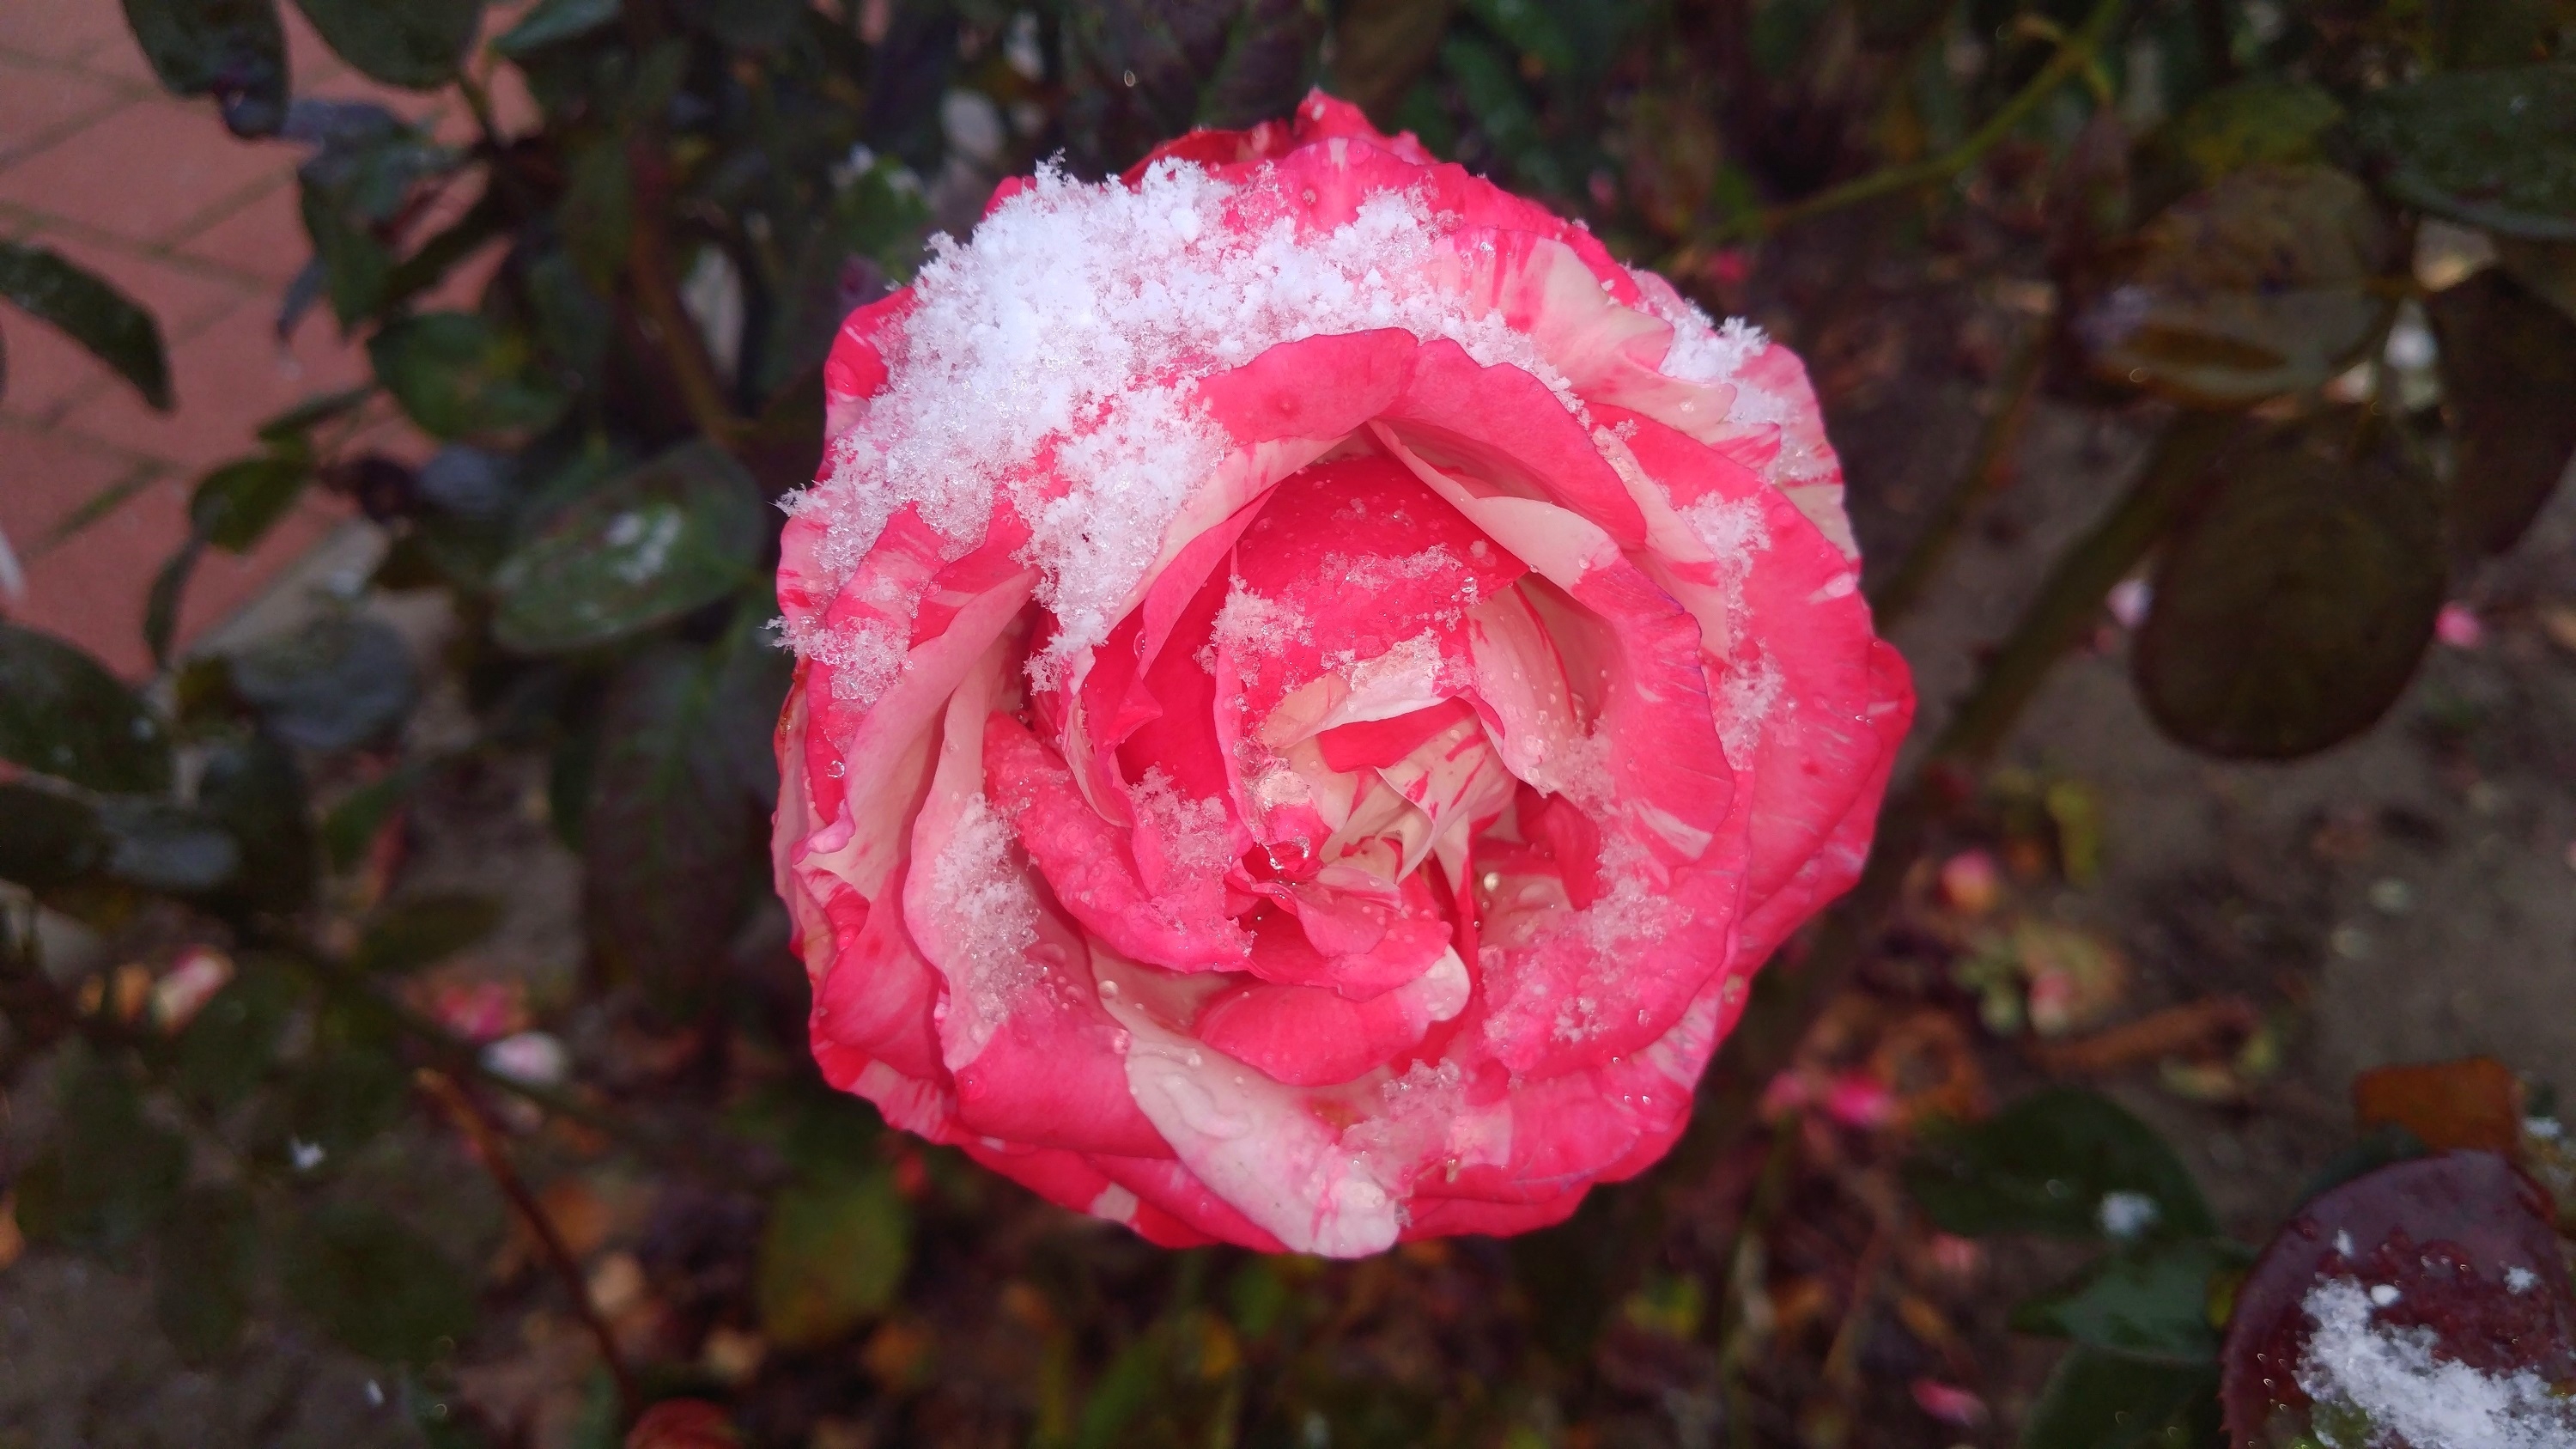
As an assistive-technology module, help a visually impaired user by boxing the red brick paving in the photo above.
[0,1,473,676]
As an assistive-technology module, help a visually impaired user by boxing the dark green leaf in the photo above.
[1907,1087,2217,1241]
[2020,1349,2218,1449]
[351,892,503,975]
[14,1050,188,1253]
[580,637,762,1000]
[379,189,507,315]
[522,248,613,384]
[256,385,374,444]
[155,1186,259,1363]
[2433,0,2568,68]
[756,1166,910,1349]
[671,0,800,49]
[96,797,241,892]
[557,138,635,289]
[2136,414,2445,758]
[228,613,418,750]
[322,765,423,872]
[299,174,394,324]
[1198,0,1327,131]
[2012,1239,2251,1365]
[489,441,767,654]
[0,242,172,410]
[2080,165,2398,406]
[369,312,570,441]
[0,782,106,887]
[174,954,304,1110]
[2154,78,2342,184]
[197,733,316,913]
[493,0,620,54]
[289,0,481,88]
[189,452,311,552]
[283,1205,476,1363]
[119,0,289,135]
[0,623,172,791]
[2354,64,2576,240]
[276,1045,409,1163]
[144,540,200,670]
[2427,267,2576,557]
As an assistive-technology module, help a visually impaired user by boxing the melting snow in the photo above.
[924,794,1043,1061]
[2297,1276,2576,1449]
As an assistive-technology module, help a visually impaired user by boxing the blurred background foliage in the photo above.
[3,0,2576,1445]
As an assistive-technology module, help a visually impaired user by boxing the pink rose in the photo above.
[771,94,1911,1256]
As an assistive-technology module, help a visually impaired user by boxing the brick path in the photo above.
[0,2,474,675]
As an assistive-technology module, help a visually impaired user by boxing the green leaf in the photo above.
[1327,0,1458,123]
[119,0,289,135]
[189,451,311,552]
[580,639,762,1001]
[228,613,418,751]
[2155,78,2342,183]
[256,384,375,444]
[155,1185,260,1363]
[197,733,317,914]
[2135,413,2445,759]
[14,1050,188,1253]
[2020,1349,2219,1449]
[289,0,482,88]
[351,892,503,975]
[0,242,173,409]
[2426,267,2576,557]
[96,796,242,892]
[489,441,767,654]
[2080,165,2398,406]
[1906,1087,2217,1242]
[493,0,621,54]
[322,765,424,871]
[0,623,173,792]
[1197,0,1327,131]
[2012,1239,2251,1365]
[174,954,304,1110]
[556,137,635,290]
[299,173,394,324]
[756,1166,910,1349]
[283,1205,477,1363]
[278,1047,409,1162]
[144,540,201,669]
[671,0,801,49]
[369,312,570,441]
[2354,64,2576,240]
[0,782,106,887]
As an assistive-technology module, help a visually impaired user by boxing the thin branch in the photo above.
[627,158,746,450]
[1715,0,2129,242]
[419,1069,641,1422]
[1868,322,2049,626]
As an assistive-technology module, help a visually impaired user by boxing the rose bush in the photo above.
[770,94,1911,1256]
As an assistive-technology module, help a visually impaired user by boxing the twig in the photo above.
[1714,0,2129,241]
[1868,324,2049,625]
[626,162,746,450]
[419,1068,641,1422]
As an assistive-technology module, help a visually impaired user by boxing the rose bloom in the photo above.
[771,94,1911,1256]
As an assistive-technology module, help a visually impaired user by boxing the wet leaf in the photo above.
[756,1165,910,1349]
[197,733,316,914]
[120,0,289,136]
[96,797,241,892]
[0,242,173,409]
[13,1050,188,1253]
[370,312,570,441]
[489,441,766,654]
[2354,64,2576,240]
[0,782,107,887]
[283,1204,477,1363]
[2135,414,2445,759]
[2013,1238,2251,1365]
[493,0,620,54]
[155,1185,259,1363]
[352,892,503,975]
[2349,1056,2526,1156]
[289,0,481,88]
[228,613,418,751]
[2020,1349,2218,1449]
[143,541,201,669]
[0,624,172,792]
[2426,267,2576,558]
[189,451,310,553]
[2078,165,2398,406]
[2220,1153,2576,1446]
[1907,1087,2217,1241]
